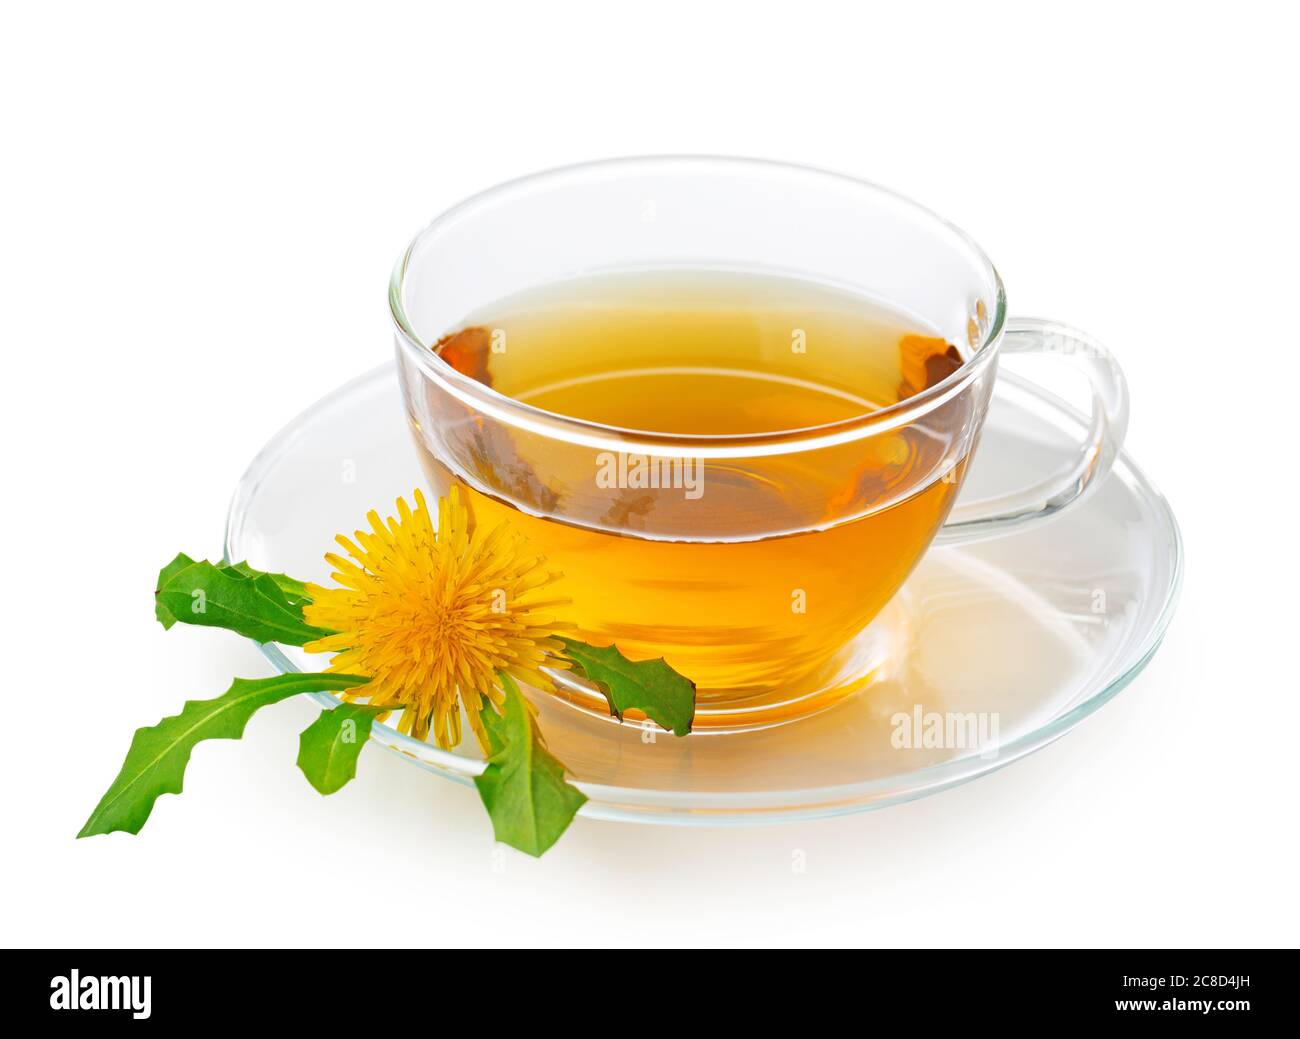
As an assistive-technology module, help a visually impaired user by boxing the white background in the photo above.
[3,1,1296,948]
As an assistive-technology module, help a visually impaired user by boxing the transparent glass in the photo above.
[223,366,1181,823]
[389,158,1130,727]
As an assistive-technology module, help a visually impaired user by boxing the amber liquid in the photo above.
[420,271,969,722]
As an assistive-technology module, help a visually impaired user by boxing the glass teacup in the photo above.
[390,158,1127,729]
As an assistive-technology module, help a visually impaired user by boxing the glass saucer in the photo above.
[224,365,1182,825]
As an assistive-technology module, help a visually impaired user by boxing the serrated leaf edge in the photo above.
[78,672,368,838]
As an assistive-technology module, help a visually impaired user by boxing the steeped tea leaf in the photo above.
[296,701,387,795]
[558,637,696,736]
[474,673,587,857]
[79,672,369,838]
[155,554,332,645]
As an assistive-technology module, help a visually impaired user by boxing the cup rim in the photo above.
[388,155,1006,453]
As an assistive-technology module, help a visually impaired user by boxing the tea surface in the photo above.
[440,271,963,434]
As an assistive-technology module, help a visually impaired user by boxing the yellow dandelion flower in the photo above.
[302,486,570,752]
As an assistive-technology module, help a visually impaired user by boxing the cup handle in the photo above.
[935,317,1130,545]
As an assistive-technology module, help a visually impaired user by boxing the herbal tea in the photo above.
[414,271,972,721]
